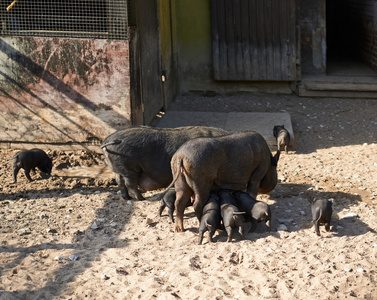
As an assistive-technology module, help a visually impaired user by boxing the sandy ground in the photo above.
[0,94,377,300]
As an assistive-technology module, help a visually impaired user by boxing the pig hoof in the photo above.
[174,225,184,232]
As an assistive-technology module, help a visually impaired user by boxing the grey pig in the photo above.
[311,198,333,236]
[233,191,271,232]
[12,148,52,183]
[198,192,221,245]
[273,125,290,153]
[163,130,280,233]
[218,190,245,242]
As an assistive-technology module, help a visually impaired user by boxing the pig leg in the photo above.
[265,219,271,232]
[314,221,321,236]
[249,218,258,233]
[158,200,166,217]
[13,165,20,183]
[174,193,190,232]
[123,177,145,201]
[168,206,175,223]
[225,226,233,242]
[192,183,211,221]
[207,230,215,243]
[115,173,131,200]
[117,173,145,201]
[198,232,205,245]
[325,220,331,232]
[238,225,245,240]
[24,167,33,182]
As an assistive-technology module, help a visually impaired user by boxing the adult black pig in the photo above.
[164,130,280,232]
[12,148,53,183]
[101,126,228,200]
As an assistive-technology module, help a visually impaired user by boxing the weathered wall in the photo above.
[159,0,180,110]
[174,0,293,94]
[0,37,130,147]
[299,0,326,75]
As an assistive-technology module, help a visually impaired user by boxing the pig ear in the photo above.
[271,150,280,166]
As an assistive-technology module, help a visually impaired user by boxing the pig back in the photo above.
[175,131,274,191]
[102,126,228,186]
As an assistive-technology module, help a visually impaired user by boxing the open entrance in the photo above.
[326,0,377,77]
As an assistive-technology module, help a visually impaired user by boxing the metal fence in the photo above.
[0,0,128,40]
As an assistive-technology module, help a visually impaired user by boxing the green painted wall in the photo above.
[173,0,292,94]
[175,0,213,91]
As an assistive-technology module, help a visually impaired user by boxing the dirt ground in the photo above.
[0,94,377,299]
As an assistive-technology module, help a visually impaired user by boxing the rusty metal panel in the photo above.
[211,0,297,81]
[0,37,131,145]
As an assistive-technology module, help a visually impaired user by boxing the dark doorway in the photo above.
[326,0,377,76]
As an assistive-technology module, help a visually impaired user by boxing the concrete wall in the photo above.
[299,0,326,75]
[174,0,293,94]
[0,37,131,148]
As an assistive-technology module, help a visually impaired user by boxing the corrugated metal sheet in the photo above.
[211,0,298,81]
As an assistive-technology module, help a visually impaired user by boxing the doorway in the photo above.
[326,0,377,77]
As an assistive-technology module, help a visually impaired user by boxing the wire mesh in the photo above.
[0,0,128,40]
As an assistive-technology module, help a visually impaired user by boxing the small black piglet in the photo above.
[273,125,290,153]
[311,198,333,236]
[198,192,221,245]
[12,148,52,183]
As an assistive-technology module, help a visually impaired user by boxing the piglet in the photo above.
[198,192,221,245]
[273,125,290,153]
[12,148,52,183]
[158,189,192,223]
[218,190,245,242]
[233,191,271,232]
[311,198,333,236]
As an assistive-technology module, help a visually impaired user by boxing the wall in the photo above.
[299,0,326,75]
[174,0,293,94]
[158,0,179,110]
[0,37,131,148]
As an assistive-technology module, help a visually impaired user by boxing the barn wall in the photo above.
[174,0,293,95]
[0,37,131,148]
[299,0,326,75]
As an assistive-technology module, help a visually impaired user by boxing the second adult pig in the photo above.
[101,126,227,200]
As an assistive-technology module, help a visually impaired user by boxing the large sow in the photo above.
[101,126,228,200]
[165,130,280,232]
